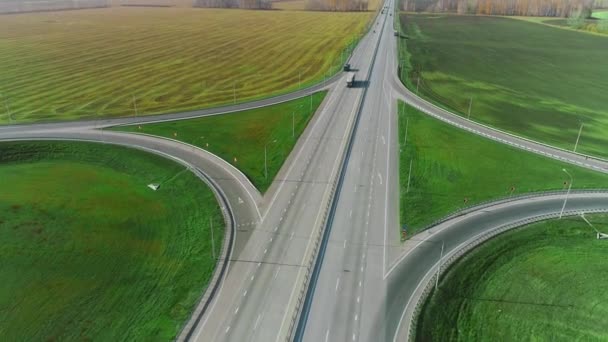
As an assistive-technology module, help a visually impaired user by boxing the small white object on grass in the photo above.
[147,183,160,191]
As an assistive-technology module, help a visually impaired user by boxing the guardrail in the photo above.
[406,207,608,341]
[290,2,390,341]
[393,72,608,167]
[178,167,236,341]
[414,189,608,236]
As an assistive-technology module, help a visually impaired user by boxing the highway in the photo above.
[2,1,608,341]
[297,1,608,342]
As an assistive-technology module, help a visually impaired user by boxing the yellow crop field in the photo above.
[0,7,370,122]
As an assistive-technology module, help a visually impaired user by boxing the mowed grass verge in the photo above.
[0,141,223,340]
[398,101,608,235]
[114,91,327,192]
[417,215,608,341]
[0,7,369,123]
[398,14,608,158]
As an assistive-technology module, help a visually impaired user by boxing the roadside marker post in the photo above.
[573,122,584,152]
[210,217,216,260]
[559,169,573,219]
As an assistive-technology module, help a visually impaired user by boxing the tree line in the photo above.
[401,0,597,17]
[305,0,369,11]
[193,0,271,9]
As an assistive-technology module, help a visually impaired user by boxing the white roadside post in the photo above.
[407,159,413,193]
[1,93,12,124]
[435,241,444,291]
[573,122,584,153]
[132,95,138,117]
[559,169,573,219]
[467,97,473,119]
[404,117,409,147]
[210,217,216,259]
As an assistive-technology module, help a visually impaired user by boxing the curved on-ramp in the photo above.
[384,191,608,342]
[0,131,261,341]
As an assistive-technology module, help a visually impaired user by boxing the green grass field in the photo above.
[114,91,326,192]
[0,7,369,123]
[416,215,608,341]
[0,141,222,340]
[398,14,608,159]
[593,9,608,19]
[398,101,608,235]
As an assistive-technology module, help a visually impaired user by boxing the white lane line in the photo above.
[225,326,231,334]
[234,307,239,314]
[275,86,364,342]
[243,290,247,297]
[261,86,343,220]
[290,231,295,240]
[357,296,360,303]
[378,172,383,185]
[251,275,255,281]
[355,314,358,321]
[359,280,362,287]
[335,277,341,291]
[325,329,330,342]
[264,248,268,254]
[275,266,281,280]
[254,314,262,331]
[344,240,347,248]
[353,333,356,341]
[349,209,353,218]
[381,135,385,144]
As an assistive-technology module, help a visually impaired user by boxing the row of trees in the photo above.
[193,0,271,9]
[305,0,370,11]
[401,0,596,17]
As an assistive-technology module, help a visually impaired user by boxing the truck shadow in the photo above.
[350,80,369,88]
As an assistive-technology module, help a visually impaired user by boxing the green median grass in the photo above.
[398,101,608,236]
[114,91,327,193]
[0,141,222,340]
[417,215,608,341]
[398,14,608,159]
[0,7,368,123]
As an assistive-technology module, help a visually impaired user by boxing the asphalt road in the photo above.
[386,192,608,342]
[299,2,608,342]
[185,6,387,342]
[2,2,608,341]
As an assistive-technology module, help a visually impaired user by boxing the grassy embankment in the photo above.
[397,14,608,158]
[0,7,369,123]
[417,215,608,341]
[114,91,327,192]
[398,101,608,235]
[0,141,222,340]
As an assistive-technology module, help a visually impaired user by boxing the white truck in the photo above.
[346,72,356,88]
